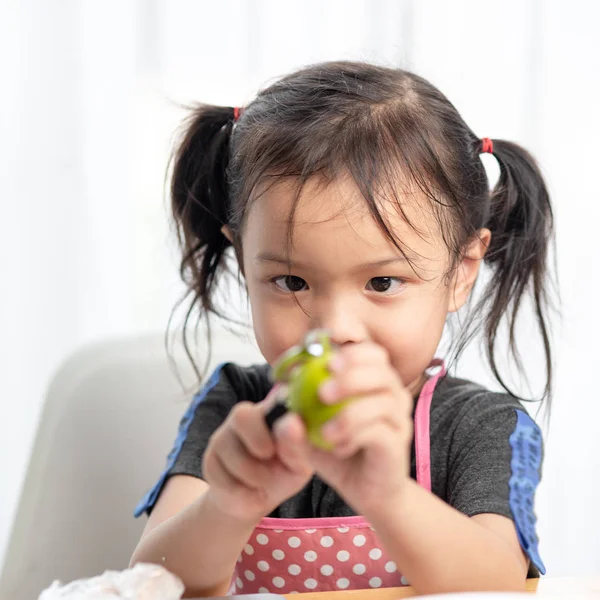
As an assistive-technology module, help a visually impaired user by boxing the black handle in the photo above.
[265,402,289,431]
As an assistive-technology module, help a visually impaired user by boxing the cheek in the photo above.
[373,288,450,387]
[246,280,307,365]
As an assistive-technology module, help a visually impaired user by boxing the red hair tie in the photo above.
[481,137,494,154]
[233,106,242,122]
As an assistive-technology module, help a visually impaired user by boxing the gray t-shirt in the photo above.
[135,362,545,575]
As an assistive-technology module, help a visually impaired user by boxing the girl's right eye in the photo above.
[272,275,308,293]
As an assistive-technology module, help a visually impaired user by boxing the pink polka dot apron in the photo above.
[231,363,445,595]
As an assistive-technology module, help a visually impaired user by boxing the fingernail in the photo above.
[273,414,293,437]
[319,380,339,403]
[329,355,345,372]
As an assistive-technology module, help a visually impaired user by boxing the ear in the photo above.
[448,228,491,313]
[221,224,245,275]
[221,225,233,243]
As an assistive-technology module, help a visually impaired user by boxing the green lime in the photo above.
[272,330,350,450]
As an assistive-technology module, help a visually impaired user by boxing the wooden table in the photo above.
[283,577,600,599]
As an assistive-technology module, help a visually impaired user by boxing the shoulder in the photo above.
[198,362,272,406]
[430,374,536,439]
[133,361,272,518]
[177,362,272,434]
[428,373,544,514]
[428,374,544,500]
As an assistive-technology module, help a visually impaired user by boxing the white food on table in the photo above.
[38,563,184,599]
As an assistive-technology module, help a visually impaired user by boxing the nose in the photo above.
[311,295,368,346]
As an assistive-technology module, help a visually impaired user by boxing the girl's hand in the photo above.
[202,391,314,524]
[279,342,414,516]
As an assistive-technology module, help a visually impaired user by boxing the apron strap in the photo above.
[414,359,446,492]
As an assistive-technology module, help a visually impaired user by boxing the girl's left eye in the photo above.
[366,277,405,294]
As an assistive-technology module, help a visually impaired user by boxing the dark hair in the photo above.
[170,61,556,405]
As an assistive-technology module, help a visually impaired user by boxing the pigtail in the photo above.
[169,104,237,375]
[482,139,555,404]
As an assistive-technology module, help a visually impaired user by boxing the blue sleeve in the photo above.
[508,410,546,575]
[447,402,546,575]
[133,364,227,517]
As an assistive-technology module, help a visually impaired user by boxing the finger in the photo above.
[203,448,244,494]
[228,401,276,460]
[273,413,313,476]
[320,393,410,447]
[329,342,390,371]
[330,420,409,460]
[306,444,341,476]
[258,384,287,411]
[212,426,274,489]
[319,364,402,404]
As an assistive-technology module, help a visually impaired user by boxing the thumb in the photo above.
[273,413,313,476]
[259,384,288,410]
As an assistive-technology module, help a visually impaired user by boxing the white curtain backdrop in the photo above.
[1,0,599,576]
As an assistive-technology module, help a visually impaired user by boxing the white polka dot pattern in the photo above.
[257,560,269,572]
[337,550,350,562]
[232,521,406,594]
[304,550,317,562]
[369,548,382,560]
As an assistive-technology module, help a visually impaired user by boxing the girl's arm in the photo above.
[366,479,529,594]
[131,399,313,598]
[305,342,539,595]
[130,475,258,598]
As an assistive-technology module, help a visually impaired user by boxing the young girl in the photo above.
[131,61,554,597]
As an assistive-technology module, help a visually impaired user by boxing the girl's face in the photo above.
[241,175,487,395]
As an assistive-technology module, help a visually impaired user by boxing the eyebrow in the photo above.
[256,252,411,270]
